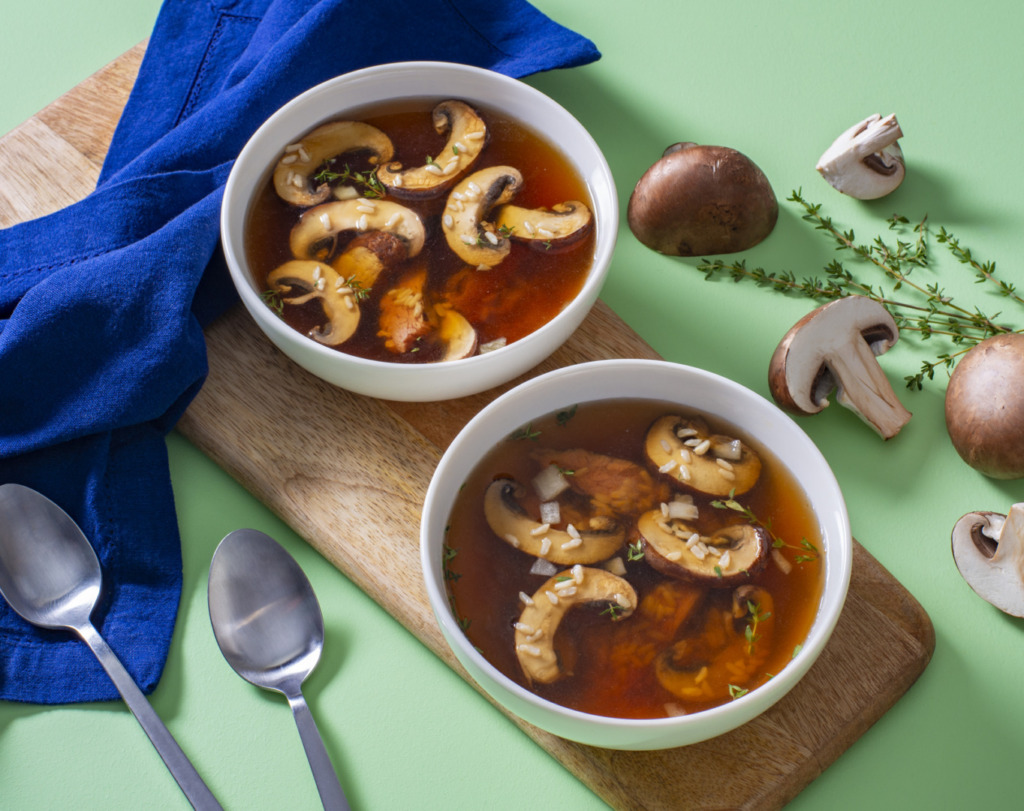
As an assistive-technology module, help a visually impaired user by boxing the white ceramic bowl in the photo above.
[420,359,852,750]
[221,61,617,401]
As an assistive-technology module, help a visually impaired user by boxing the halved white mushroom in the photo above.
[266,260,360,346]
[638,510,770,586]
[768,295,911,439]
[273,120,394,207]
[484,478,625,565]
[376,100,488,198]
[290,198,425,262]
[493,201,592,249]
[441,165,523,268]
[816,114,905,200]
[515,567,637,684]
[952,504,1024,617]
[644,415,761,496]
[655,585,774,702]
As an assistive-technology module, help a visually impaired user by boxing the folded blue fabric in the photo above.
[0,0,599,704]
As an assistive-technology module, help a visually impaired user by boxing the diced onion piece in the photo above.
[533,464,570,501]
[539,500,561,525]
[711,438,743,461]
[529,558,558,577]
[665,499,699,521]
[603,556,627,576]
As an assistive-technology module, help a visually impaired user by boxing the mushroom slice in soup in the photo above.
[484,479,625,565]
[290,198,425,262]
[655,585,774,703]
[644,415,762,496]
[378,268,431,354]
[442,165,523,268]
[266,260,361,346]
[637,511,770,587]
[376,100,488,198]
[515,567,637,684]
[493,201,592,250]
[273,120,394,207]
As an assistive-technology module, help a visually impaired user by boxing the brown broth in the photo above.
[443,399,824,719]
[244,100,596,363]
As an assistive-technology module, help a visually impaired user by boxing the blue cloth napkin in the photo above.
[0,0,599,704]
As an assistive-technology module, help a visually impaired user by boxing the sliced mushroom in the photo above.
[493,201,592,250]
[768,296,911,439]
[273,120,394,207]
[515,567,637,684]
[442,165,523,268]
[331,231,409,291]
[644,415,761,496]
[290,198,425,261]
[266,260,360,346]
[376,100,488,198]
[378,268,431,354]
[816,114,905,200]
[655,585,774,702]
[952,504,1024,617]
[638,510,770,587]
[484,478,625,565]
[434,303,478,361]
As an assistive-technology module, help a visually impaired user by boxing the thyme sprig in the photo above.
[313,159,386,199]
[697,190,1023,390]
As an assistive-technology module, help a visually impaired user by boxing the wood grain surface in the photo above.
[1,44,935,810]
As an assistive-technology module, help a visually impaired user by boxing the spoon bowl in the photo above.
[209,529,349,811]
[0,483,221,810]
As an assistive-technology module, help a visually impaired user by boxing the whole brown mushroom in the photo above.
[945,333,1024,478]
[627,142,778,257]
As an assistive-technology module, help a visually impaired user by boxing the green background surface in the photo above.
[3,1,1024,808]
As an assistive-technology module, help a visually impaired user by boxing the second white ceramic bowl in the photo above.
[421,359,853,750]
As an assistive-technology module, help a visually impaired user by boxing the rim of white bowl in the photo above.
[221,60,617,376]
[420,358,853,732]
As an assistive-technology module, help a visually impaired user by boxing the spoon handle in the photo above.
[287,691,350,811]
[78,621,223,811]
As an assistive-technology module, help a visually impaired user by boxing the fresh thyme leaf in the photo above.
[728,684,749,700]
[511,423,541,441]
[260,289,284,316]
[601,603,625,620]
[627,539,645,561]
[696,190,1024,388]
[556,404,578,426]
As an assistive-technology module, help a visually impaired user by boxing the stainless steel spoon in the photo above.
[208,529,349,811]
[0,483,221,811]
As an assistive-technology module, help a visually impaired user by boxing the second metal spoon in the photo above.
[208,528,349,811]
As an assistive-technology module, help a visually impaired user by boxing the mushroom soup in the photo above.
[443,399,824,719]
[244,99,595,363]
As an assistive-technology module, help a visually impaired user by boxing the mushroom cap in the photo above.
[627,142,778,257]
[376,100,488,198]
[442,165,524,268]
[637,511,771,587]
[951,505,1024,617]
[515,567,637,684]
[272,120,394,207]
[483,479,626,565]
[768,296,911,439]
[644,415,761,497]
[816,114,905,200]
[945,333,1024,478]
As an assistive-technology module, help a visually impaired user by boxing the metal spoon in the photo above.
[0,483,221,811]
[208,529,349,811]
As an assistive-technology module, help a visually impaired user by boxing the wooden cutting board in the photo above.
[0,44,935,810]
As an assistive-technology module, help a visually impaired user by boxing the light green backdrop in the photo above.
[3,1,1024,809]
